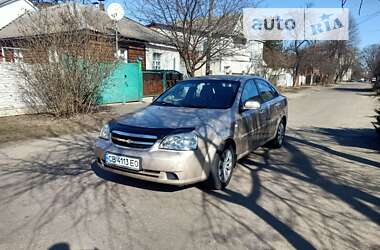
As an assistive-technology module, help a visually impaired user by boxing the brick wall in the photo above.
[125,43,146,70]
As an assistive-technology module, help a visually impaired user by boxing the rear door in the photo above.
[236,80,262,154]
[267,82,283,139]
[254,79,277,143]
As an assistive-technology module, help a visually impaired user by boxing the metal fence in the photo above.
[143,70,183,97]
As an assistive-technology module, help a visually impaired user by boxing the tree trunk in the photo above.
[205,0,214,75]
[187,67,195,77]
[293,64,300,87]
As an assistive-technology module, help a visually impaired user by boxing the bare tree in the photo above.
[12,4,116,117]
[285,14,360,86]
[261,40,289,85]
[133,0,259,76]
[331,16,360,83]
[284,40,310,86]
[361,44,380,77]
[31,0,93,5]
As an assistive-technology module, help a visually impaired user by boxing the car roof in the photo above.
[186,75,262,82]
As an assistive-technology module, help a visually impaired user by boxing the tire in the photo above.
[206,144,236,190]
[267,120,286,149]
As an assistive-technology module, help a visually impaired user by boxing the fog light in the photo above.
[166,172,179,180]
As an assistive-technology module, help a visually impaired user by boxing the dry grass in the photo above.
[0,102,149,145]
[277,85,311,94]
[0,110,116,145]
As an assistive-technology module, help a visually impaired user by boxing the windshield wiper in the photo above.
[185,104,208,109]
[153,101,179,107]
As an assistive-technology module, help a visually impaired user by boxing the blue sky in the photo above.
[109,0,380,48]
[261,0,380,48]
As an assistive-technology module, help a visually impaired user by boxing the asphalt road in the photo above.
[0,83,379,250]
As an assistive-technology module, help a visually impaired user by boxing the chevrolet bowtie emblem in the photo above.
[113,137,133,144]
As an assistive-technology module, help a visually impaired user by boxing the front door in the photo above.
[236,80,262,155]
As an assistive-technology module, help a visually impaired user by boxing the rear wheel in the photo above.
[267,120,286,148]
[207,144,236,190]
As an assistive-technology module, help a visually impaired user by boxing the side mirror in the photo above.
[243,100,261,110]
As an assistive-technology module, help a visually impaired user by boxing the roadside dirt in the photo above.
[0,102,147,145]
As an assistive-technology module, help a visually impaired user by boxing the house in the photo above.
[145,42,181,72]
[341,67,352,81]
[0,3,183,116]
[204,39,263,76]
[0,0,36,29]
[147,22,264,77]
[0,0,36,116]
[0,4,179,69]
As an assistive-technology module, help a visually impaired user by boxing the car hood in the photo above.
[114,105,231,130]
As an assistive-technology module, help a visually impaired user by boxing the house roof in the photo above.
[0,0,36,9]
[0,3,169,45]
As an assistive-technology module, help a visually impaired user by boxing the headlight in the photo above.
[159,132,198,151]
[99,124,110,140]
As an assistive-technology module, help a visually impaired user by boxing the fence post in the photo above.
[138,61,143,100]
[162,71,167,91]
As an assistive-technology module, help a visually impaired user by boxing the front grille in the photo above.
[111,130,157,149]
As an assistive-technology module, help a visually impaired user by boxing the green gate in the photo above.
[98,62,143,104]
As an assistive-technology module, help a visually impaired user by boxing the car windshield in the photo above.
[153,79,240,109]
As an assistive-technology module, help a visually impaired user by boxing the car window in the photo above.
[268,83,279,97]
[240,80,260,104]
[153,79,240,109]
[255,79,276,103]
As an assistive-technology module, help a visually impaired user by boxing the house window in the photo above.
[233,37,247,49]
[48,50,59,63]
[203,41,208,52]
[153,53,161,70]
[1,47,23,63]
[224,66,231,75]
[118,49,128,62]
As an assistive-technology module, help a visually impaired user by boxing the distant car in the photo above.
[94,75,288,189]
[371,77,377,84]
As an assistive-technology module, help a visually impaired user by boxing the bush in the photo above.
[14,4,116,117]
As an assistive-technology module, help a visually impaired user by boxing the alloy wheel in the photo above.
[218,149,233,183]
[277,122,285,145]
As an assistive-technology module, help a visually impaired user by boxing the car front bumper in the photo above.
[94,138,216,186]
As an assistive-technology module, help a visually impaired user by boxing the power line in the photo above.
[357,10,380,25]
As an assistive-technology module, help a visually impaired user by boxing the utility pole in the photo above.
[106,3,124,59]
[115,21,119,58]
[205,0,214,75]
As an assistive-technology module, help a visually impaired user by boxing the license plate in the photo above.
[104,153,141,171]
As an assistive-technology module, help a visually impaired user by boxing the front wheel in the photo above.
[267,120,286,148]
[207,145,236,190]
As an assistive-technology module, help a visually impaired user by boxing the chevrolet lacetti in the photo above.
[95,75,288,189]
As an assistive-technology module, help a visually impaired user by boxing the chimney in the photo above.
[99,0,105,11]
